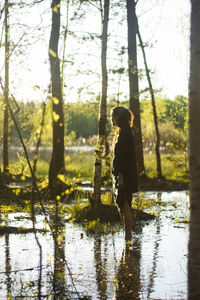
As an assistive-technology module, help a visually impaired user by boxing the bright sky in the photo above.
[0,0,191,103]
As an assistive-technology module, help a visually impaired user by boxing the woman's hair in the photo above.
[111,106,134,128]
[111,106,134,147]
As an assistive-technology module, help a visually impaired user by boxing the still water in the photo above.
[0,191,189,299]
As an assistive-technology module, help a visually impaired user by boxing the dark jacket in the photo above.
[112,127,138,194]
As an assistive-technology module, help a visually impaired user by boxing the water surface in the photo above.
[0,191,189,299]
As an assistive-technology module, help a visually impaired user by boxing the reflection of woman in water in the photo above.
[111,106,138,241]
[114,245,141,300]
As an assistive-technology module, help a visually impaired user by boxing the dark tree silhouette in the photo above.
[3,0,9,173]
[93,0,110,204]
[137,19,162,178]
[188,0,200,298]
[48,0,65,192]
[126,0,145,176]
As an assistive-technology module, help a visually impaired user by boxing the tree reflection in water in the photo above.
[50,203,67,299]
[5,233,11,298]
[114,239,141,300]
[94,237,108,300]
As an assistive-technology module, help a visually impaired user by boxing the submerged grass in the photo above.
[66,191,155,234]
[66,200,121,234]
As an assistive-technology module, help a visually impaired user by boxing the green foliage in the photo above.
[67,202,120,234]
[64,151,94,181]
[67,201,89,222]
[141,95,188,151]
[101,192,113,205]
[0,94,188,152]
[64,101,98,139]
[144,152,189,181]
[82,219,118,234]
[132,192,158,211]
[9,101,37,144]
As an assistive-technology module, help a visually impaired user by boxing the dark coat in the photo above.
[112,127,138,194]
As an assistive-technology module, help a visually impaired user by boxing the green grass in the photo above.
[144,152,189,181]
[64,152,94,182]
[1,150,189,184]
[34,151,95,181]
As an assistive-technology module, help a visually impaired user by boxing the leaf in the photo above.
[57,234,63,245]
[52,111,60,122]
[52,97,59,105]
[52,3,61,13]
[33,85,40,90]
[57,174,65,182]
[49,48,57,58]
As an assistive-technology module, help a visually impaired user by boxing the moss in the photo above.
[0,225,47,235]
[67,202,155,224]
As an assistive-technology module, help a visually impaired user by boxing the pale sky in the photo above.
[0,0,191,103]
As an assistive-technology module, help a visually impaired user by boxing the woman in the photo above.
[111,106,138,241]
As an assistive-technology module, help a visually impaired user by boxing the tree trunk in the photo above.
[137,21,162,178]
[61,0,70,94]
[126,0,145,176]
[3,0,9,174]
[49,0,65,192]
[93,0,110,204]
[188,1,200,298]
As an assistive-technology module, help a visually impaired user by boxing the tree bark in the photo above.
[126,0,145,176]
[188,1,200,298]
[49,0,65,192]
[3,0,9,174]
[137,21,162,178]
[93,0,110,204]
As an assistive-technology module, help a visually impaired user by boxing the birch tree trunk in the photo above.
[93,0,109,205]
[49,0,65,192]
[3,0,9,174]
[137,21,162,178]
[126,0,145,176]
[188,1,200,298]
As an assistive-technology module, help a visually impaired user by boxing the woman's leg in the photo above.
[120,199,133,241]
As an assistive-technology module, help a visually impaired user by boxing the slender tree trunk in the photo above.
[93,0,109,204]
[137,21,162,178]
[126,0,145,176]
[49,0,65,192]
[188,1,200,298]
[3,0,9,174]
[61,0,70,94]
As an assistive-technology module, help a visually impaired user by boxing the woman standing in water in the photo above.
[111,106,138,241]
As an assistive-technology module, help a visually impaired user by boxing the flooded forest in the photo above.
[0,0,200,299]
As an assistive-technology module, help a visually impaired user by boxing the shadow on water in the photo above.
[0,191,188,299]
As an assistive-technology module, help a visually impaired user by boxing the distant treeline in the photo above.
[0,94,187,151]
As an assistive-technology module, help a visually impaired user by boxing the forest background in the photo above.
[0,0,190,183]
